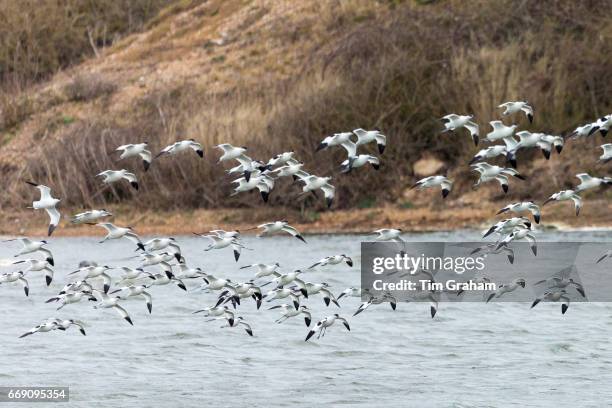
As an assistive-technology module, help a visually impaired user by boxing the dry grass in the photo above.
[1,0,611,215]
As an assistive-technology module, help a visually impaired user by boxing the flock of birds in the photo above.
[2,100,611,340]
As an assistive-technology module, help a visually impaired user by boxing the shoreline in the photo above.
[2,201,611,237]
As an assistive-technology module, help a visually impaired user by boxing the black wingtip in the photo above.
[233,250,240,262]
[147,303,152,313]
[296,234,307,244]
[315,142,327,152]
[326,198,333,208]
[430,306,436,318]
[125,316,134,325]
[502,184,508,193]
[48,224,56,237]
[534,214,540,224]
[561,304,568,314]
[130,181,139,190]
[260,191,269,203]
[305,330,315,342]
[527,113,533,123]
[143,160,150,171]
[196,150,204,158]
[542,149,550,160]
[137,243,145,251]
[473,135,479,146]
[47,257,54,266]
[104,284,110,294]
[441,189,450,198]
[24,287,29,297]
[555,145,563,154]
[378,143,386,154]
[45,275,53,286]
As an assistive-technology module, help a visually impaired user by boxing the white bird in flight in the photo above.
[411,175,453,198]
[96,223,145,251]
[70,209,112,224]
[496,201,541,224]
[441,114,479,146]
[96,169,139,191]
[498,101,534,123]
[3,237,54,265]
[543,190,582,216]
[112,143,152,171]
[155,139,204,159]
[25,181,61,236]
[255,221,306,243]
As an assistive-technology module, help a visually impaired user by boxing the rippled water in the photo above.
[2,230,612,407]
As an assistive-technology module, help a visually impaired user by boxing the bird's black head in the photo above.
[41,240,48,244]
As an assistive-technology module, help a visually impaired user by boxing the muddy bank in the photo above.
[2,199,611,237]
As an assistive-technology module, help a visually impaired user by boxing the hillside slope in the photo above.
[0,0,611,233]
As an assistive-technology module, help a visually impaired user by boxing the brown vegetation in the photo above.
[0,0,611,228]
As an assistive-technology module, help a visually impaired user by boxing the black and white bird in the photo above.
[215,144,247,163]
[269,304,312,326]
[96,223,145,251]
[308,255,353,269]
[337,287,371,300]
[496,202,541,224]
[256,221,306,243]
[495,225,537,256]
[148,271,186,291]
[200,233,249,261]
[471,162,525,193]
[570,123,598,139]
[113,143,152,171]
[0,271,29,296]
[294,171,335,208]
[589,115,612,138]
[143,238,182,262]
[68,264,114,293]
[486,278,526,302]
[267,151,295,167]
[13,258,54,286]
[92,290,134,325]
[96,169,139,190]
[411,175,453,198]
[316,132,353,152]
[469,145,509,165]
[155,139,203,159]
[240,262,281,278]
[441,114,479,146]
[531,289,571,314]
[483,217,532,238]
[470,243,514,264]
[70,209,112,224]
[110,284,153,313]
[353,293,397,316]
[543,190,582,216]
[371,228,403,243]
[51,318,87,335]
[270,159,305,180]
[574,173,612,192]
[19,319,60,338]
[3,237,54,265]
[483,121,517,143]
[534,276,585,297]
[305,314,350,341]
[46,290,96,310]
[598,144,612,163]
[340,154,380,173]
[264,288,303,309]
[25,181,61,236]
[230,170,275,203]
[219,316,253,337]
[353,128,387,154]
[498,101,534,123]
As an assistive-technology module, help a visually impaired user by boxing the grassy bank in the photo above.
[0,0,611,219]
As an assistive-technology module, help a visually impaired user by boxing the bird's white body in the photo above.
[485,121,517,142]
[498,101,534,122]
[216,144,247,162]
[71,209,112,224]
